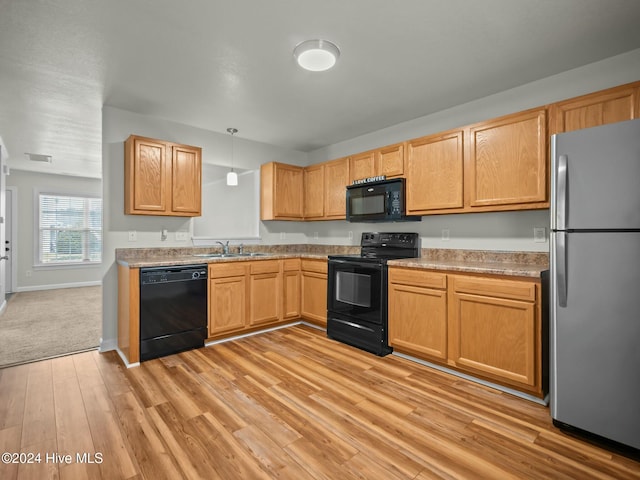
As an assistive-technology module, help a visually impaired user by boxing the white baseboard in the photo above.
[115,347,139,368]
[14,280,102,292]
[392,351,549,406]
[100,337,117,352]
[205,321,302,347]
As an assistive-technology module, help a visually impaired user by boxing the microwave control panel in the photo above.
[389,190,402,215]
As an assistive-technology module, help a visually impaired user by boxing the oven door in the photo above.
[327,258,384,324]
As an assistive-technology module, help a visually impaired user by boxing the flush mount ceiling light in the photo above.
[226,128,238,186]
[25,152,52,163]
[293,39,340,72]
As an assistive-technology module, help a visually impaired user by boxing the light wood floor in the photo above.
[1,325,638,480]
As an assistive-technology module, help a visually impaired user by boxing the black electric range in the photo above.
[326,232,420,356]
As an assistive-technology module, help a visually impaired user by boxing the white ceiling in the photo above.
[2,0,640,179]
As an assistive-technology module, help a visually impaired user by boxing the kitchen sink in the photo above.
[192,252,270,258]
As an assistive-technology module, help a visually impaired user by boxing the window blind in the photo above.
[38,193,102,264]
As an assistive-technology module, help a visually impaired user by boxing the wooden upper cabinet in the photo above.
[171,144,202,214]
[466,108,548,209]
[303,164,325,219]
[378,143,404,178]
[406,130,464,214]
[261,162,304,220]
[550,82,640,135]
[323,157,350,219]
[349,150,377,183]
[349,143,404,183]
[125,135,202,216]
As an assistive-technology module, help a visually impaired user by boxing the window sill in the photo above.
[34,262,102,270]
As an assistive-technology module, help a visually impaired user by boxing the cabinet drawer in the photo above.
[301,259,328,274]
[452,275,536,302]
[209,262,248,278]
[283,258,301,271]
[389,268,447,289]
[250,260,280,275]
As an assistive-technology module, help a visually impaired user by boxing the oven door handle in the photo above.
[329,259,382,269]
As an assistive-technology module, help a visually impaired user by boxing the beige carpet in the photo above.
[0,286,102,368]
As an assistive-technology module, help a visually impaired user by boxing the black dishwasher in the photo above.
[140,264,208,361]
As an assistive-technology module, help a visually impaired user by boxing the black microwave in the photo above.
[346,178,421,222]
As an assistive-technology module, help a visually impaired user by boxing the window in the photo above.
[37,193,102,265]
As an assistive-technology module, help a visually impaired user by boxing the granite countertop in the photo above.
[387,258,548,278]
[115,244,350,268]
[388,249,549,278]
[116,245,549,277]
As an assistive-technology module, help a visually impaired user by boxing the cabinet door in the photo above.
[350,151,377,183]
[301,271,327,326]
[448,276,537,389]
[388,282,447,361]
[249,272,281,326]
[303,164,325,219]
[171,144,201,215]
[467,108,547,208]
[283,268,301,320]
[323,157,350,219]
[209,275,247,336]
[261,162,304,220]
[126,136,169,213]
[550,83,639,134]
[406,130,464,214]
[378,143,404,178]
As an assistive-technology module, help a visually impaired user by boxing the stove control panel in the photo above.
[361,232,420,248]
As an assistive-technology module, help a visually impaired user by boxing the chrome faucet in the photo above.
[238,243,244,254]
[216,240,229,254]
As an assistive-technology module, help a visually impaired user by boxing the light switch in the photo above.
[128,231,137,241]
[534,227,546,243]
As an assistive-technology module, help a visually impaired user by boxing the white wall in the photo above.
[305,48,640,250]
[6,170,102,290]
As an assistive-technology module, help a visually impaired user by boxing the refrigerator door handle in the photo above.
[557,232,568,307]
[557,154,568,231]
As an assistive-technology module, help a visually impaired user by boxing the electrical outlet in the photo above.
[441,229,450,241]
[534,227,546,243]
[280,232,286,240]
[26,270,32,277]
[348,231,353,240]
[128,231,137,241]
[175,231,188,241]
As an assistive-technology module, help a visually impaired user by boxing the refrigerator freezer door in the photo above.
[550,231,640,449]
[551,118,640,230]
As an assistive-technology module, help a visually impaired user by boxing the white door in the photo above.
[4,188,12,293]
[0,144,6,309]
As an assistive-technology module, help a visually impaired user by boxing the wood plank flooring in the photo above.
[1,324,638,479]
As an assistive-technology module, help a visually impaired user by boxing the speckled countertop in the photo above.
[388,249,548,278]
[116,245,548,278]
[115,244,355,268]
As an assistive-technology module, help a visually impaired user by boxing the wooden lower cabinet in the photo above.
[282,259,301,320]
[300,259,328,326]
[208,263,249,336]
[449,275,539,393]
[388,267,543,396]
[207,258,313,341]
[388,268,448,361]
[249,261,281,327]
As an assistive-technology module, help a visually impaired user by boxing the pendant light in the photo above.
[226,127,238,186]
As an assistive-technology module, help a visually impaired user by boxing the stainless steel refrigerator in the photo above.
[550,118,640,450]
